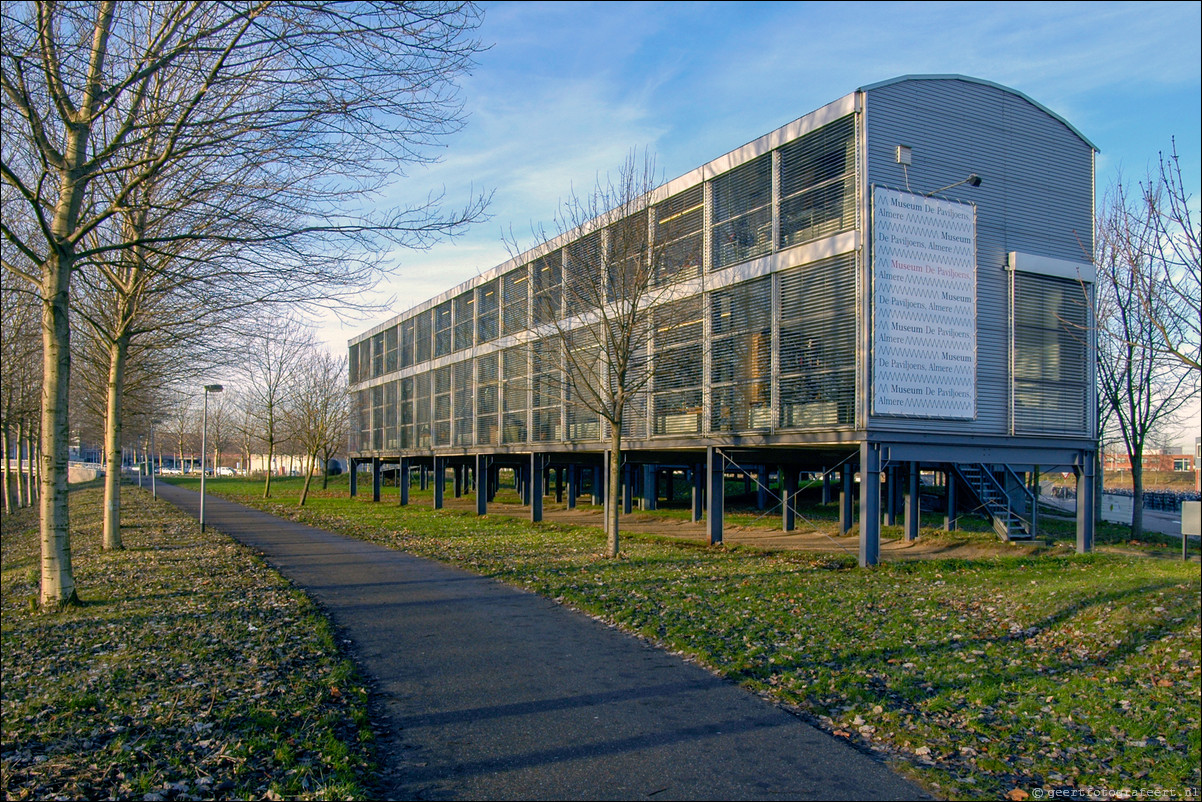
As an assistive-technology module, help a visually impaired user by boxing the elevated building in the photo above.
[347,75,1099,563]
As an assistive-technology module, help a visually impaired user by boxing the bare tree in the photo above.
[1,1,486,606]
[1096,181,1199,537]
[520,152,699,557]
[1,268,40,512]
[240,316,313,499]
[1122,142,1200,374]
[288,347,348,506]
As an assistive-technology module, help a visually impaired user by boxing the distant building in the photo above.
[347,75,1100,563]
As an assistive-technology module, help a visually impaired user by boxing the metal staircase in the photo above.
[953,464,1034,541]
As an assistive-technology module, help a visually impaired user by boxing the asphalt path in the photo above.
[155,483,928,801]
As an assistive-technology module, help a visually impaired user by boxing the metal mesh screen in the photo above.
[476,280,499,343]
[371,332,384,377]
[711,154,772,271]
[565,232,602,317]
[502,267,529,336]
[453,360,473,446]
[652,297,704,436]
[532,337,562,442]
[779,115,856,249]
[384,381,398,450]
[565,327,601,441]
[384,326,398,373]
[453,291,474,351]
[654,185,704,286]
[434,301,452,358]
[400,319,414,369]
[475,352,498,446]
[371,385,384,450]
[502,347,528,444]
[608,210,649,304]
[414,311,431,365]
[399,376,413,449]
[348,343,360,385]
[413,371,431,448]
[779,254,856,428]
[532,250,562,326]
[711,276,773,432]
[1013,272,1090,434]
[433,366,451,445]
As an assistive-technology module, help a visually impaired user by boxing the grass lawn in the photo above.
[193,474,1200,801]
[0,484,375,801]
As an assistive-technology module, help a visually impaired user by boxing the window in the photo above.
[414,310,432,365]
[502,267,529,335]
[778,254,856,428]
[565,232,601,316]
[532,250,562,326]
[653,185,703,286]
[453,360,473,446]
[778,115,856,248]
[433,366,451,445]
[1012,272,1090,434]
[453,291,474,351]
[502,347,528,444]
[475,353,498,446]
[711,154,772,270]
[476,280,499,343]
[413,371,431,448]
[652,296,703,436]
[399,319,414,369]
[399,376,414,448]
[371,332,384,377]
[711,277,772,432]
[384,326,398,373]
[433,301,452,358]
[532,338,562,442]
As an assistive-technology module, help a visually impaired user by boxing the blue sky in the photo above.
[320,1,1202,352]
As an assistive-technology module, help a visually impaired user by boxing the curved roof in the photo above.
[858,74,1099,152]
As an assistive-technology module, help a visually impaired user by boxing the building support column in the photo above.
[839,465,853,535]
[822,468,832,504]
[707,447,724,545]
[399,457,410,506]
[453,465,463,498]
[757,465,769,510]
[349,459,358,497]
[622,463,633,515]
[555,467,564,503]
[859,442,881,566]
[592,463,603,506]
[1075,454,1095,554]
[944,464,957,531]
[642,465,657,511]
[475,454,489,516]
[566,465,577,509]
[782,466,799,532]
[692,464,704,523]
[884,465,897,526]
[371,457,381,503]
[904,461,919,541]
[432,457,445,509]
[530,453,544,522]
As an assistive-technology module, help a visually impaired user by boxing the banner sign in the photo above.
[872,187,976,418]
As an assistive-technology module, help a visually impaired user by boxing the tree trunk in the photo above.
[40,255,77,607]
[299,451,316,506]
[605,427,622,558]
[321,448,331,489]
[2,424,12,513]
[102,334,129,550]
[1130,454,1145,539]
[263,437,275,498]
[16,419,28,508]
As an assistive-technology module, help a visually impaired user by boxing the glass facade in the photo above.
[351,114,865,451]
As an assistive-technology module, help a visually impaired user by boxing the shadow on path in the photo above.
[155,482,927,801]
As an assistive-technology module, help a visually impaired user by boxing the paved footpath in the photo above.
[156,483,928,801]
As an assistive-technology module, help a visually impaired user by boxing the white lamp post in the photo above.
[200,384,223,531]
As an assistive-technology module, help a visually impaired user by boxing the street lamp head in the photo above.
[204,384,224,393]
